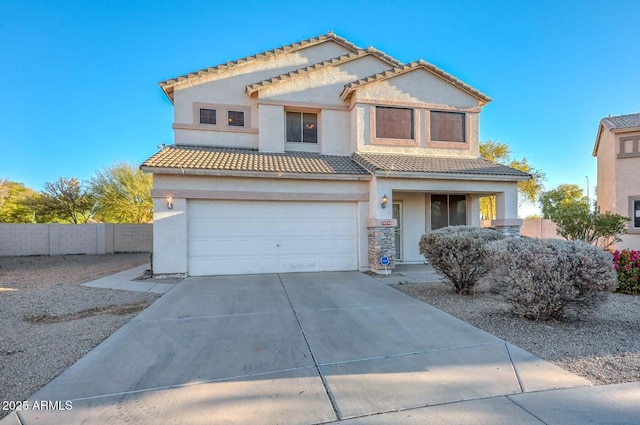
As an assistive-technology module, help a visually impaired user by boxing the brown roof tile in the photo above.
[352,153,530,179]
[142,145,369,176]
[340,60,491,105]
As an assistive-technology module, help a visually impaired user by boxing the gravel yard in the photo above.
[393,279,640,385]
[0,254,159,419]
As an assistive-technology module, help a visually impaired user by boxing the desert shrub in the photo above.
[613,250,640,294]
[483,238,616,320]
[419,226,505,295]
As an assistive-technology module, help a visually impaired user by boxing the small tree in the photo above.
[479,141,545,220]
[90,162,153,223]
[36,177,95,224]
[419,226,504,295]
[0,181,42,223]
[539,184,588,220]
[553,203,628,250]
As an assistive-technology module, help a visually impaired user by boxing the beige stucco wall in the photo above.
[258,104,285,152]
[172,41,352,147]
[258,55,391,105]
[596,127,640,249]
[353,70,481,109]
[596,130,617,212]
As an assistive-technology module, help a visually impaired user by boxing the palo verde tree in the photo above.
[37,177,95,224]
[0,180,42,223]
[538,184,588,220]
[89,162,153,223]
[479,141,546,220]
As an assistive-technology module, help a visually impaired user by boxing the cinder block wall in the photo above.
[0,223,152,256]
[0,224,50,256]
[481,219,561,239]
[114,224,153,252]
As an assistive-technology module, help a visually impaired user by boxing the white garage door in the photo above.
[188,200,358,276]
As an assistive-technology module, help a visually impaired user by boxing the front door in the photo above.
[392,202,402,261]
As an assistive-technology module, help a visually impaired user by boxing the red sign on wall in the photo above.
[380,220,392,226]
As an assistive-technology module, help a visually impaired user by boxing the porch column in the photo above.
[491,187,522,237]
[367,218,397,273]
[367,177,396,272]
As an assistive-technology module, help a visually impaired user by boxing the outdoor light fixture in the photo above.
[166,197,173,210]
[381,194,388,209]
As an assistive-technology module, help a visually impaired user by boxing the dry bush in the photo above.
[419,226,505,294]
[483,238,616,320]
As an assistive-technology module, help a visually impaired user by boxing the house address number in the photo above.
[380,220,392,226]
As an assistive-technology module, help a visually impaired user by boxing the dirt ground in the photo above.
[0,254,159,418]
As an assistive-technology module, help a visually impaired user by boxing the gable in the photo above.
[161,33,360,102]
[340,60,491,107]
[362,70,482,108]
[253,54,398,106]
[348,68,484,108]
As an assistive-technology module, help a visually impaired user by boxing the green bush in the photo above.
[419,226,505,295]
[613,249,640,294]
[483,238,616,321]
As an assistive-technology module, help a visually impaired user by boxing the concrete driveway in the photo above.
[6,271,640,424]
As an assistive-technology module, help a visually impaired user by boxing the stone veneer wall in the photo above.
[493,225,521,237]
[367,226,396,272]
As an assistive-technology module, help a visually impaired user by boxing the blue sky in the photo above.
[1,0,639,214]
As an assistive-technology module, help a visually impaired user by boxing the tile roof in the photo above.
[340,60,492,105]
[593,112,640,156]
[159,32,363,102]
[245,48,402,95]
[141,145,370,176]
[600,112,640,130]
[352,152,530,179]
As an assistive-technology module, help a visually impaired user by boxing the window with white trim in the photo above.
[634,199,640,229]
[375,106,414,139]
[430,111,465,143]
[286,112,317,143]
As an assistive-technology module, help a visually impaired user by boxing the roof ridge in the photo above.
[340,60,491,104]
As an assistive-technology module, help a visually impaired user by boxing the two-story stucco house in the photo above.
[141,33,529,276]
[593,112,640,250]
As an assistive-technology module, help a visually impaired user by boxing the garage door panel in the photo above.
[188,201,358,276]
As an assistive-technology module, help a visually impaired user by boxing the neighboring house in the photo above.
[593,112,640,250]
[141,32,529,276]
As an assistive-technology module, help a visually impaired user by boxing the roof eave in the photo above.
[593,124,604,157]
[140,166,371,181]
[611,125,640,133]
[372,170,531,182]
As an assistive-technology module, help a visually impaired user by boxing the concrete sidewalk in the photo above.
[80,263,175,294]
[3,271,639,424]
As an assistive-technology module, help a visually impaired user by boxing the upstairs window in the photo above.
[199,108,217,125]
[431,111,465,143]
[286,112,317,143]
[227,110,245,127]
[376,106,414,139]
